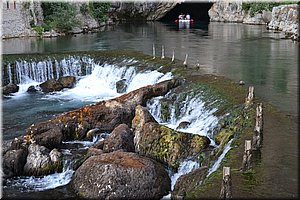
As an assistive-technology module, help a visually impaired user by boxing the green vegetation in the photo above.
[32,25,44,38]
[88,2,111,22]
[242,2,297,17]
[41,2,80,32]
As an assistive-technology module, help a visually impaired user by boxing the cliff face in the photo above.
[109,1,179,21]
[208,2,245,23]
[267,4,299,40]
[208,2,298,40]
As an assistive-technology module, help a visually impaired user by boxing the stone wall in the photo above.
[1,1,36,38]
[267,4,299,40]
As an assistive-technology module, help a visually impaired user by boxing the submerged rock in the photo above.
[2,83,19,95]
[103,124,135,153]
[172,166,208,199]
[116,78,127,93]
[176,121,191,130]
[27,85,38,93]
[71,151,170,199]
[133,105,210,170]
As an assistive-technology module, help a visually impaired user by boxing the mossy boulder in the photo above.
[133,105,210,170]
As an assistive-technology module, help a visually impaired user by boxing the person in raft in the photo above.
[185,13,191,20]
[178,13,185,20]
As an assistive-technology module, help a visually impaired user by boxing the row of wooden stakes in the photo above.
[152,44,200,69]
[220,86,264,199]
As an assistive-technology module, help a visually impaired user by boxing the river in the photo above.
[3,21,298,116]
[2,21,298,198]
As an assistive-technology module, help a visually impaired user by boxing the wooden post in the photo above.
[183,54,188,67]
[242,140,252,171]
[152,43,155,59]
[220,167,232,199]
[161,45,165,59]
[252,103,263,150]
[171,49,175,63]
[245,86,254,105]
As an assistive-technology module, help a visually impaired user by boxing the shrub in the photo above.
[242,2,296,17]
[88,2,110,22]
[41,2,80,32]
[32,25,44,37]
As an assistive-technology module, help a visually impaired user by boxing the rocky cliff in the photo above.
[208,2,298,40]
[109,1,179,21]
[267,4,299,40]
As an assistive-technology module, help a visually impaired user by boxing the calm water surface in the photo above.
[3,22,298,116]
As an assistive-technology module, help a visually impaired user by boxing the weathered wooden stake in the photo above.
[183,54,188,67]
[242,140,252,171]
[220,167,232,199]
[245,86,254,105]
[196,60,200,70]
[161,45,165,59]
[171,49,175,63]
[152,43,155,59]
[252,103,263,149]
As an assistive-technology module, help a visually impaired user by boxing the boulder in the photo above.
[25,79,181,149]
[102,124,135,153]
[86,128,101,140]
[39,76,76,93]
[23,143,63,176]
[39,79,63,93]
[3,148,28,179]
[176,121,191,130]
[27,85,38,93]
[71,151,170,199]
[132,106,210,170]
[58,76,76,88]
[172,166,208,199]
[116,79,127,93]
[3,83,19,95]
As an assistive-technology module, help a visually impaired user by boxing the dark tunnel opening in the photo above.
[160,3,214,22]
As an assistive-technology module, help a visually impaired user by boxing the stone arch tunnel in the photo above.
[160,2,214,22]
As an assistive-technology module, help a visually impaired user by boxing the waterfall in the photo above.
[147,95,219,143]
[13,57,86,84]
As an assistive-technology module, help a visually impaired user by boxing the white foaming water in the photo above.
[10,57,172,102]
[62,133,104,149]
[170,160,199,190]
[126,71,172,92]
[147,95,219,145]
[6,160,74,192]
[6,134,103,192]
[207,138,234,177]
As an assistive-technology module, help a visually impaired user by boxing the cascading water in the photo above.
[3,55,232,198]
[3,56,173,196]
[147,90,231,195]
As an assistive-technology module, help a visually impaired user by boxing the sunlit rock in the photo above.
[71,151,170,199]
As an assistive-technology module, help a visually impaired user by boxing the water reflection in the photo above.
[2,22,298,115]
